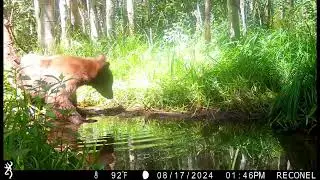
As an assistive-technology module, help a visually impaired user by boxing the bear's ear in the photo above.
[105,61,110,68]
[95,54,110,71]
[97,54,106,61]
[97,54,110,68]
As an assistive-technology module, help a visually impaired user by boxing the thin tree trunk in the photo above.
[87,0,99,40]
[204,0,211,43]
[250,0,255,23]
[221,0,228,20]
[59,0,69,44]
[35,0,56,50]
[289,0,294,9]
[194,3,202,33]
[105,0,115,38]
[266,0,272,28]
[288,0,295,19]
[33,0,42,47]
[254,0,262,26]
[227,0,241,40]
[101,0,106,35]
[142,0,152,45]
[245,0,250,23]
[122,0,128,35]
[78,0,87,34]
[142,0,150,30]
[240,0,247,35]
[96,1,104,36]
[257,0,263,26]
[3,19,20,70]
[70,0,81,31]
[239,153,247,170]
[252,0,260,25]
[127,0,134,35]
[187,156,193,170]
[281,0,286,19]
[94,2,102,36]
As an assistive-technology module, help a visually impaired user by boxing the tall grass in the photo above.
[268,30,316,131]
[42,23,316,131]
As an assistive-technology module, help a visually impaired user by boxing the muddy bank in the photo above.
[77,105,264,123]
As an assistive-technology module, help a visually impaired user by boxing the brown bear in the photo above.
[18,53,113,124]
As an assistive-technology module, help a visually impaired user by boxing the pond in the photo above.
[73,116,316,170]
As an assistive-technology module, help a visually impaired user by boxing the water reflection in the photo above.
[78,135,116,170]
[49,117,317,170]
[46,121,116,170]
[274,131,317,170]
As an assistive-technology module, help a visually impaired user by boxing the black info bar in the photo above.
[5,170,318,180]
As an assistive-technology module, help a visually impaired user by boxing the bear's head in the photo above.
[89,55,114,99]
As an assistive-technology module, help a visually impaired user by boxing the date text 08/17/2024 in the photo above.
[109,171,317,180]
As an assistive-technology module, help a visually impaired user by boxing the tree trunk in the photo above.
[70,0,81,31]
[204,0,211,43]
[281,0,286,19]
[101,0,106,35]
[59,0,69,44]
[187,156,193,170]
[254,0,262,26]
[227,0,241,40]
[94,1,102,36]
[257,0,263,26]
[3,19,20,70]
[194,3,202,33]
[252,0,260,25]
[78,0,88,34]
[289,0,294,9]
[105,0,115,38]
[266,0,272,28]
[239,0,247,35]
[87,0,99,40]
[122,0,128,35]
[34,0,56,50]
[222,0,228,20]
[96,1,104,36]
[239,153,247,170]
[127,0,134,35]
[33,0,42,47]
[142,0,150,29]
[250,0,254,23]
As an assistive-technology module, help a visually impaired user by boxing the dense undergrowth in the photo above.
[46,23,316,132]
[3,69,85,169]
[4,7,316,170]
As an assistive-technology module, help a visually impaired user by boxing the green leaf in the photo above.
[46,111,56,119]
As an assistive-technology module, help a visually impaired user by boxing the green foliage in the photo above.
[3,0,316,170]
[268,30,316,131]
[45,21,316,131]
[272,0,316,31]
[3,69,94,170]
[4,0,38,53]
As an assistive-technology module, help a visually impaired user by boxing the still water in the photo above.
[75,116,316,170]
